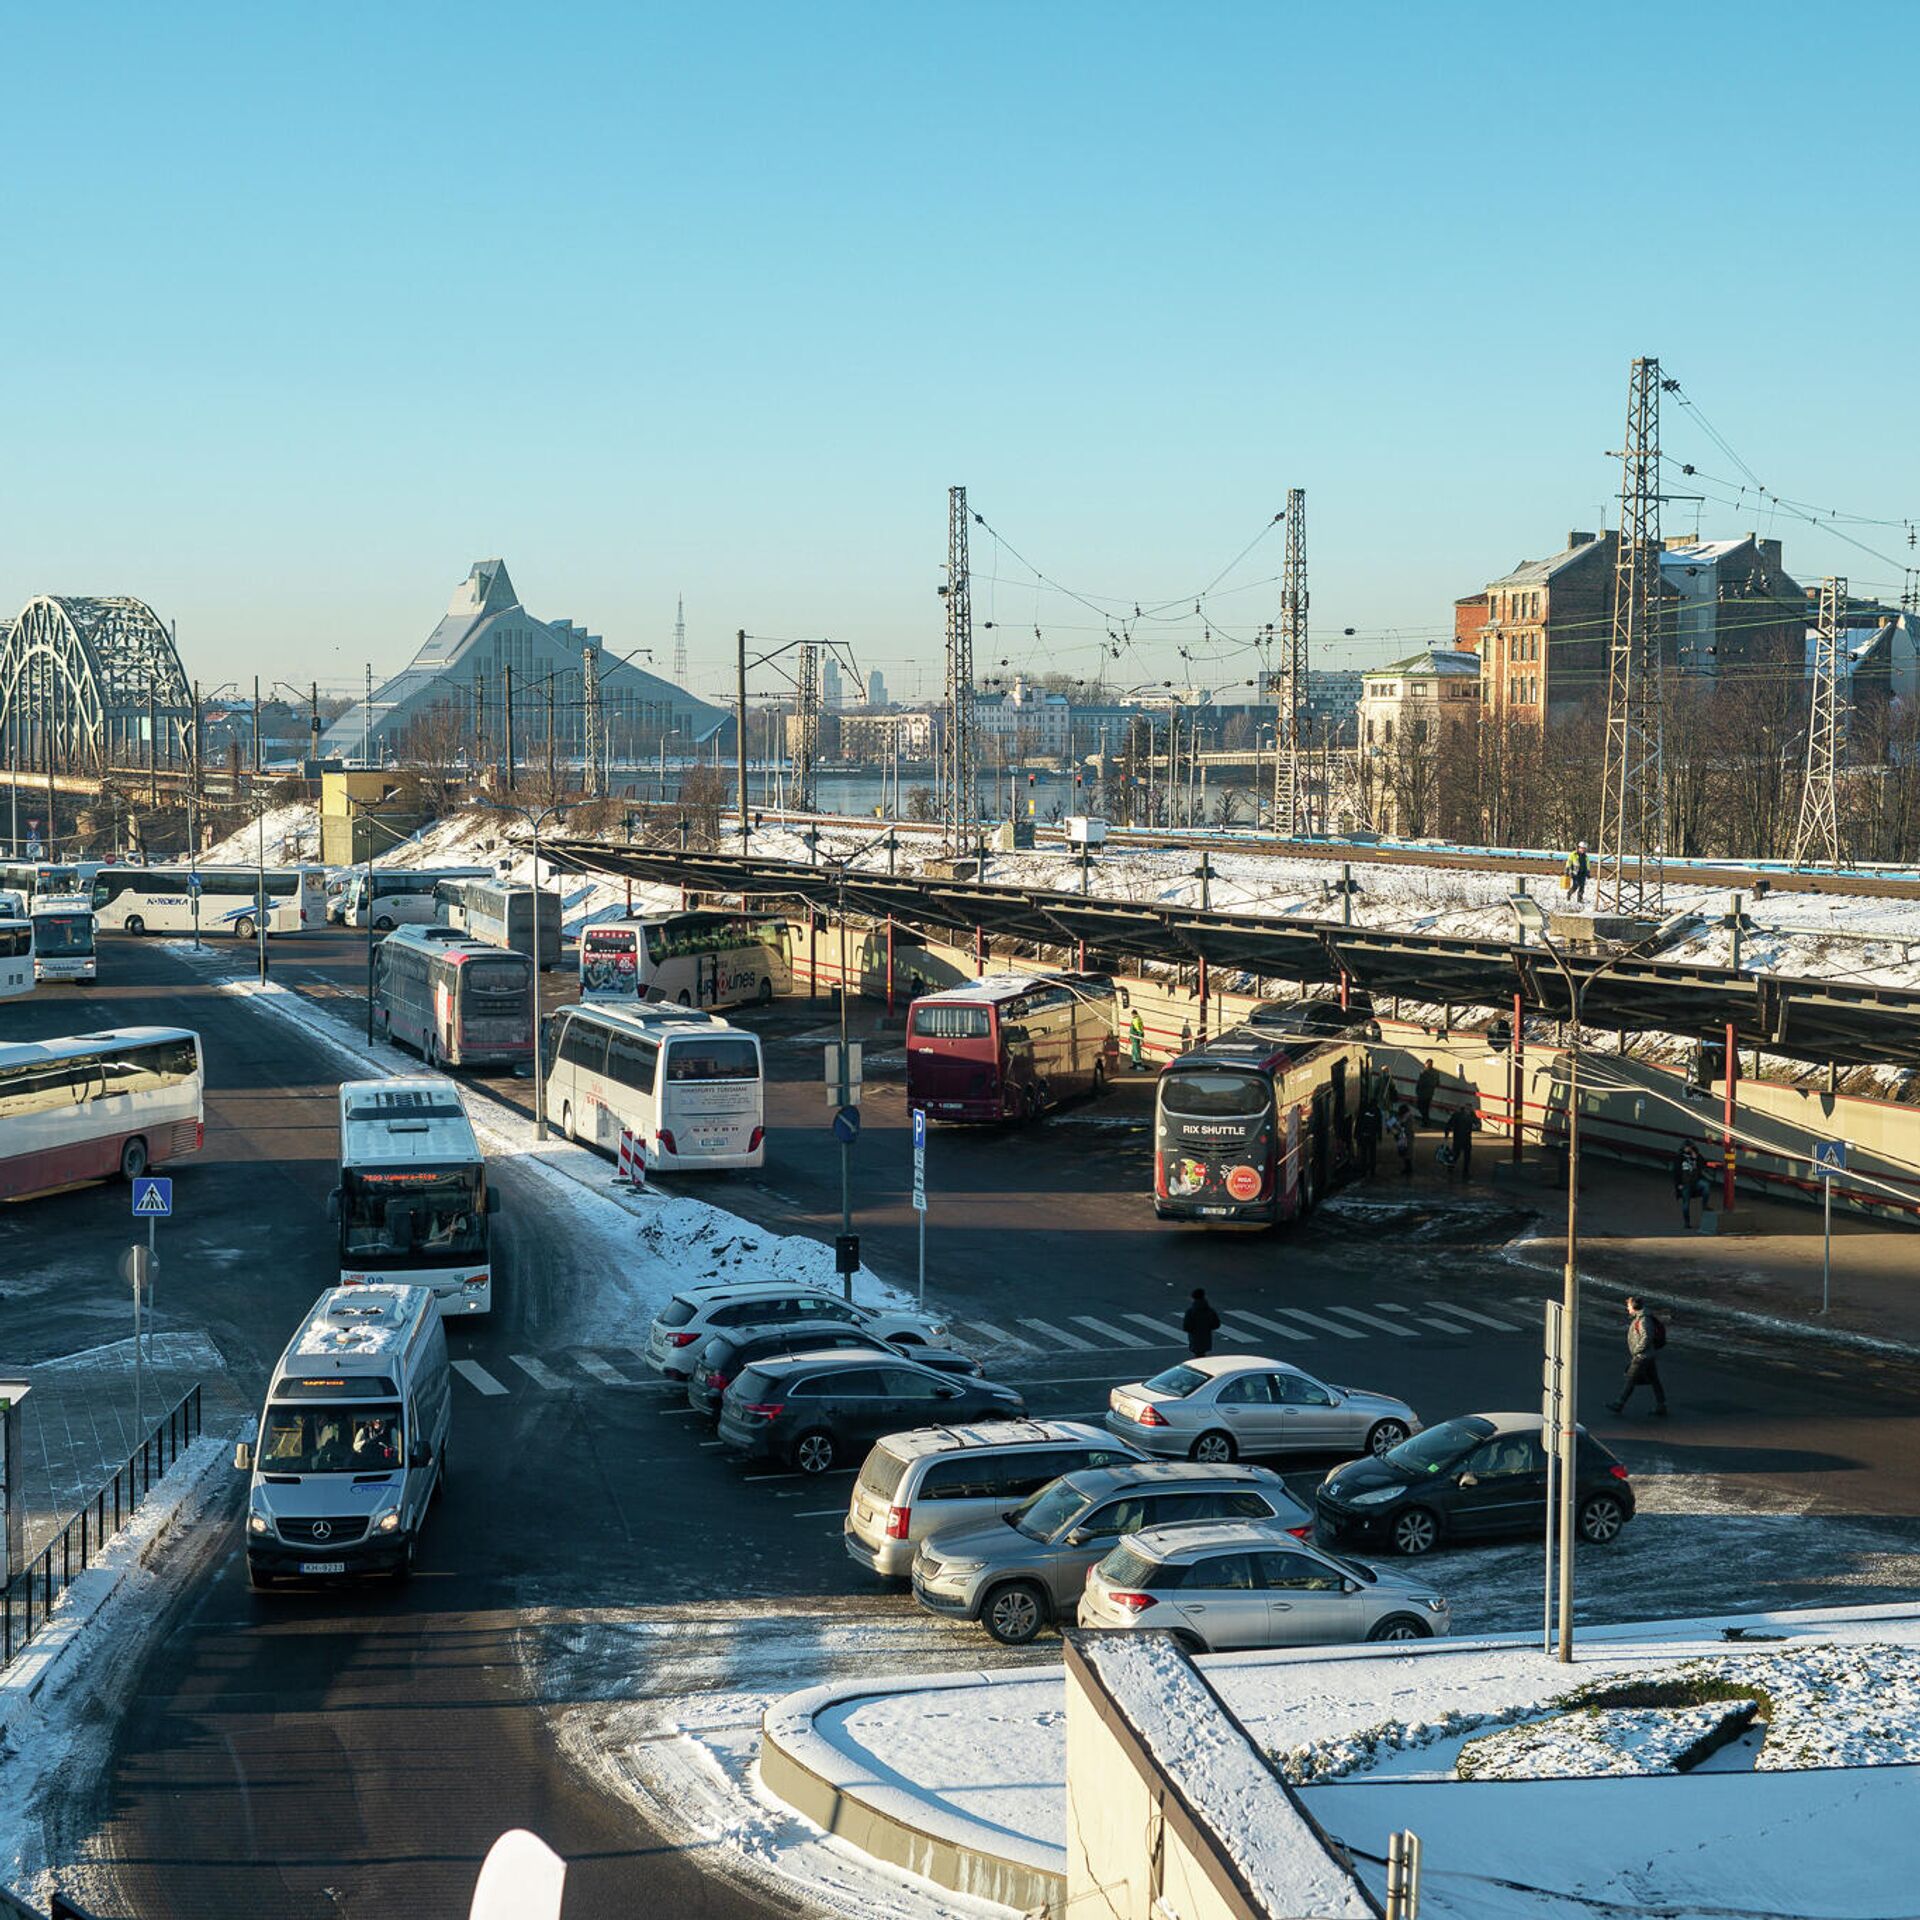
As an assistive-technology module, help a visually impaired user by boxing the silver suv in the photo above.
[645,1281,950,1379]
[911,1460,1312,1645]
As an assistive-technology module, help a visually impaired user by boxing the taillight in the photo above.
[669,1331,700,1347]
[743,1401,784,1419]
[658,1129,677,1155]
[1108,1591,1157,1614]
[1154,1150,1166,1197]
[748,1126,765,1152]
[1134,1405,1169,1428]
[704,1371,726,1390]
[886,1504,911,1540]
[1609,1464,1630,1482]
[1287,1524,1312,1540]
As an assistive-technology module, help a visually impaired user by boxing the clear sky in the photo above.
[4,2,1915,707]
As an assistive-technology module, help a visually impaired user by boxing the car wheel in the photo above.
[120,1136,149,1181]
[1367,1614,1431,1642]
[1366,1420,1410,1458]
[982,1580,1047,1646]
[374,915,395,932]
[234,915,256,941]
[125,913,146,936]
[1170,1629,1207,1655]
[1188,1429,1237,1464]
[889,1331,923,1347]
[1390,1507,1439,1556]
[1578,1494,1626,1545]
[792,1430,836,1475]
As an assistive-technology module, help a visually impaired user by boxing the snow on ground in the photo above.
[195,801,324,867]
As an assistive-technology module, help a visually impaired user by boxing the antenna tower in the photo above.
[1597,356,1668,913]
[792,643,821,813]
[673,595,688,685]
[1791,577,1846,870]
[942,485,977,842]
[1272,488,1308,835]
[582,644,603,798]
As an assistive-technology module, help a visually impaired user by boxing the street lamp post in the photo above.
[482,799,566,1140]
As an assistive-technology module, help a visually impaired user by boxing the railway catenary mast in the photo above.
[1791,577,1846,870]
[941,485,977,844]
[1272,488,1309,837]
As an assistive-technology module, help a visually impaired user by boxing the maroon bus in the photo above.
[906,973,1120,1123]
[371,926,536,1071]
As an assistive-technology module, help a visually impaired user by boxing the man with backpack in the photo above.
[1608,1295,1669,1416]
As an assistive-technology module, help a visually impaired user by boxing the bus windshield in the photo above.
[340,1167,486,1261]
[1159,1071,1270,1118]
[260,1401,404,1474]
[462,959,531,999]
[30,914,94,955]
[911,1004,990,1040]
[665,1038,760,1081]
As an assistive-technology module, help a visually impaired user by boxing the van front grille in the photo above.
[278,1516,370,1545]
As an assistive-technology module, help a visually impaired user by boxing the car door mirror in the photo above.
[1456,1471,1478,1487]
[1065,1528,1090,1548]
[325,1188,340,1223]
[934,1383,961,1399]
[1343,1578,1360,1594]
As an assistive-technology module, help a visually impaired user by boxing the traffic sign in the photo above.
[131,1177,173,1219]
[832,1105,861,1145]
[912,1109,927,1152]
[1813,1139,1848,1174]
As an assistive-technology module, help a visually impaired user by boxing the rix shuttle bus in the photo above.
[1153,999,1368,1227]
[371,926,535,1071]
[579,911,790,1009]
[0,1027,204,1201]
[435,879,562,969]
[332,1078,496,1315]
[906,972,1120,1123]
[0,919,32,1000]
[542,1002,765,1171]
[91,865,327,939]
[30,897,97,982]
[344,866,493,931]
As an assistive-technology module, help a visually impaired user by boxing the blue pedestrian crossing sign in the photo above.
[1813,1140,1848,1174]
[131,1176,173,1218]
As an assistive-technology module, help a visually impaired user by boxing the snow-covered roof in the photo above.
[1368,647,1480,680]
[286,1284,430,1366]
[1487,531,1611,589]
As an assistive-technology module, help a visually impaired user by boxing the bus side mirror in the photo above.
[1117,988,1131,1009]
[326,1189,340,1223]
[234,1419,257,1473]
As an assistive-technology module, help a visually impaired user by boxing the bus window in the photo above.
[911,1004,990,1040]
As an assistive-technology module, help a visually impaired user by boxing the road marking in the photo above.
[574,1353,631,1386]
[510,1353,573,1389]
[1372,1302,1482,1335]
[1421,1302,1521,1333]
[1071,1315,1151,1348]
[698,1440,724,1448]
[957,1319,1043,1354]
[451,1359,508,1396]
[1222,1310,1312,1343]
[1264,1307,1365,1340]
[795,1507,846,1517]
[1211,1321,1273,1347]
[1124,1313,1191,1344]
[1321,1305,1419,1338]
[1019,1318,1098,1352]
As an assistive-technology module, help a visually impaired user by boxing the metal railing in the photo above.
[2,1384,203,1669]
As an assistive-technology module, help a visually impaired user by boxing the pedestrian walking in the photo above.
[1182,1287,1221,1358]
[1355,1099,1381,1177]
[1445,1102,1475,1181]
[1564,842,1591,905]
[1672,1141,1713,1229]
[1127,1010,1146,1072]
[1390,1103,1415,1176]
[1607,1295,1669,1416]
[1415,1059,1440,1129]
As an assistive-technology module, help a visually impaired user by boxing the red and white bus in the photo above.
[0,1027,205,1200]
[906,972,1120,1123]
[371,927,535,1071]
[1152,1002,1367,1226]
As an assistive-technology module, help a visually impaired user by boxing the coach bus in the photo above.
[0,862,80,901]
[0,1027,205,1200]
[906,972,1120,1124]
[1152,999,1368,1227]
[0,918,33,1000]
[372,926,535,1072]
[29,897,97,983]
[90,865,328,939]
[332,1077,496,1315]
[343,866,493,931]
[541,1001,765,1171]
[435,879,562,968]
[579,911,790,1008]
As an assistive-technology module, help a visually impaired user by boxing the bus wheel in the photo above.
[120,1137,149,1181]
[424,1034,440,1070]
[758,976,774,1005]
[234,915,256,942]
[125,914,146,936]
[677,991,692,1006]
[560,1103,575,1143]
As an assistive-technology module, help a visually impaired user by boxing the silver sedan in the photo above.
[1106,1356,1420,1464]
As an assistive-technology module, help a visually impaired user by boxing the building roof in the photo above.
[1368,648,1481,680]
[1486,531,1613,590]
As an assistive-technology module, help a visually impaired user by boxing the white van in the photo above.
[235,1283,451,1589]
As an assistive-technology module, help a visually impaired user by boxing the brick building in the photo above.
[1477,530,1619,724]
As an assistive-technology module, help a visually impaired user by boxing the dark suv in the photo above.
[717,1352,1025,1476]
[1315,1410,1635,1556]
[687,1323,981,1419]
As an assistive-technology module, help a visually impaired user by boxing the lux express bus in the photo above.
[0,1027,205,1199]
[91,865,328,939]
[372,927,535,1071]
[542,1002,766,1170]
[345,866,493,931]
[30,896,97,982]
[579,911,791,1009]
[906,972,1120,1123]
[331,1078,496,1315]
[1153,1001,1368,1226]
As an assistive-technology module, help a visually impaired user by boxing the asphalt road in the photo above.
[8,924,1920,1918]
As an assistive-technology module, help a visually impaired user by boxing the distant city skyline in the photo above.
[4,4,1914,702]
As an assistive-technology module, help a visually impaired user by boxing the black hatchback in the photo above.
[686,1323,983,1419]
[1314,1410,1634,1557]
[718,1352,1026,1476]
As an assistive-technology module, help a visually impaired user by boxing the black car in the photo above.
[686,1322,983,1419]
[1314,1410,1634,1557]
[717,1351,1026,1476]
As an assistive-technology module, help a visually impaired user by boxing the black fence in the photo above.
[2,1384,204,1668]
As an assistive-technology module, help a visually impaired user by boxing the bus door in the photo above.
[1308,1085,1333,1203]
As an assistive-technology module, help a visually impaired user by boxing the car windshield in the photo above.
[1009,1479,1090,1541]
[1142,1365,1209,1397]
[341,1170,485,1260]
[1159,1071,1269,1118]
[1386,1416,1491,1475]
[260,1402,403,1474]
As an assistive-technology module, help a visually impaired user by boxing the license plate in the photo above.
[298,1560,347,1575]
[1113,1397,1140,1421]
[1198,1207,1232,1217]
[855,1503,873,1524]
[695,1136,727,1151]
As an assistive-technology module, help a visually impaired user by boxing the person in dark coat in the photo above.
[1415,1060,1440,1128]
[1355,1100,1381,1177]
[1607,1295,1669,1416]
[1445,1103,1475,1181]
[1182,1288,1221,1358]
[1672,1141,1712,1230]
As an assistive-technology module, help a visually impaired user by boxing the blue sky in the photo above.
[4,2,1915,704]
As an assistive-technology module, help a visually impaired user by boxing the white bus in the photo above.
[541,1002,766,1171]
[440,879,563,970]
[0,919,32,1000]
[579,911,791,1009]
[331,1078,496,1316]
[29,897,96,983]
[0,862,80,900]
[0,1027,205,1200]
[344,866,493,931]
[90,865,328,939]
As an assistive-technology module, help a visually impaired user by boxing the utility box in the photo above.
[1065,815,1109,846]
[0,1379,28,1583]
[993,820,1035,851]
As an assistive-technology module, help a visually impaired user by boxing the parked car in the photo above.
[911,1460,1313,1646]
[1314,1411,1635,1557]
[645,1280,952,1379]
[687,1323,981,1420]
[716,1351,1025,1475]
[1078,1521,1451,1650]
[1106,1357,1418,1463]
[845,1420,1146,1578]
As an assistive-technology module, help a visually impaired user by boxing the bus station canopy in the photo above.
[541,841,1920,1071]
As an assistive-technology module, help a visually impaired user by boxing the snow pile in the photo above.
[1455,1700,1756,1780]
[195,801,322,866]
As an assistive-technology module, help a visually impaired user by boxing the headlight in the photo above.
[247,1511,271,1536]
[376,1510,402,1533]
[1422,1596,1448,1613]
[940,1557,984,1575]
[1349,1485,1404,1508]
